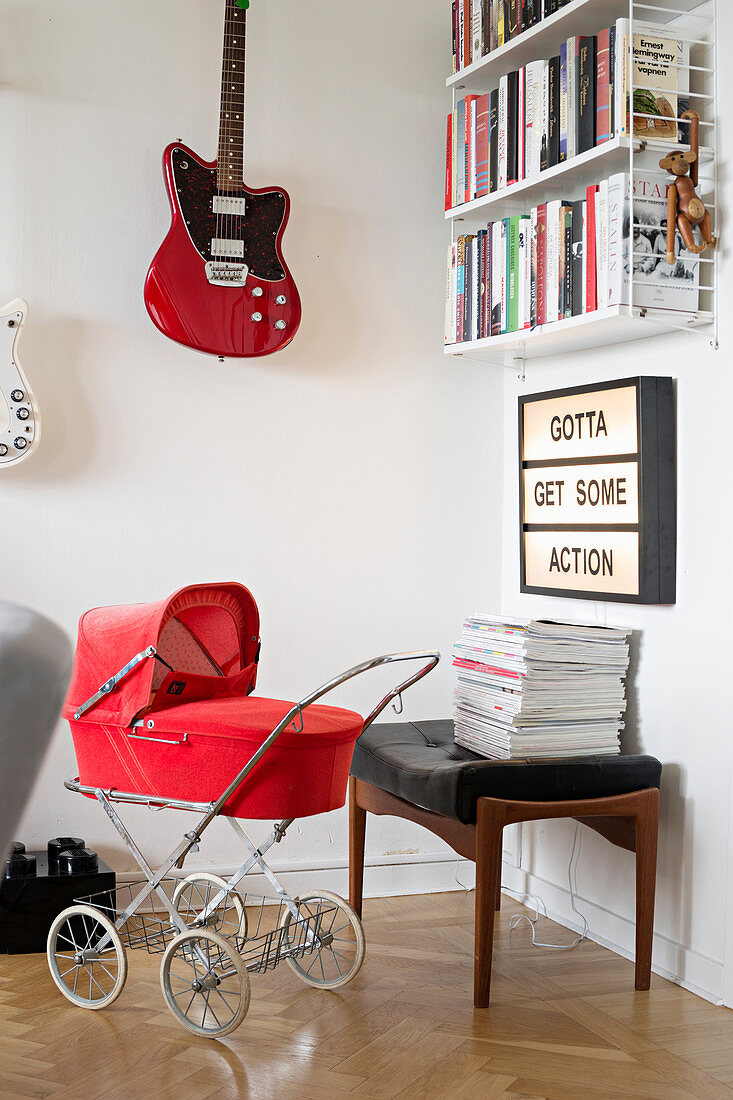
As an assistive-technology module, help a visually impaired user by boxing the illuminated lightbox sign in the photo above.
[519,377,676,603]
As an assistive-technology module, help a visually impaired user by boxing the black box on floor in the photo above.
[0,851,116,954]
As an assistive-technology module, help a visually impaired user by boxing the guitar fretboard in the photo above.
[217,0,246,192]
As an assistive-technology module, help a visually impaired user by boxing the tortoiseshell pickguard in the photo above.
[170,148,286,281]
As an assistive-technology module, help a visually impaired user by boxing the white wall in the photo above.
[498,6,732,1005]
[1,0,502,886]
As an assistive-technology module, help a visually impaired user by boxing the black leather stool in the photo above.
[348,719,661,1007]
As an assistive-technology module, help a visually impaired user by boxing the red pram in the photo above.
[48,583,438,1038]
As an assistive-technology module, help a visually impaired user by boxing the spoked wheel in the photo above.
[172,873,247,941]
[160,929,250,1038]
[47,904,127,1009]
[279,890,366,989]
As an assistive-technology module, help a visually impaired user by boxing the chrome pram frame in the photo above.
[48,650,439,1038]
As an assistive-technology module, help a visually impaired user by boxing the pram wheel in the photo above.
[172,873,248,941]
[160,928,250,1037]
[47,904,127,1010]
[279,890,365,989]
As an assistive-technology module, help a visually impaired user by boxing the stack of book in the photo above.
[453,0,572,71]
[444,170,700,344]
[452,614,631,759]
[446,19,690,207]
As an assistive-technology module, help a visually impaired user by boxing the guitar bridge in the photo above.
[205,261,248,287]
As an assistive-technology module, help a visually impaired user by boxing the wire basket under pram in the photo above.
[47,582,438,1037]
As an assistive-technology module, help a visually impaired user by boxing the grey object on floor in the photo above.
[0,602,72,860]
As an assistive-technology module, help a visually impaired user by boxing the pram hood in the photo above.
[63,583,260,727]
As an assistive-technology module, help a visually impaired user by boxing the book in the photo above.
[450,242,458,340]
[545,198,564,323]
[615,19,690,143]
[456,98,466,208]
[451,107,458,208]
[597,178,609,308]
[596,28,611,144]
[560,204,572,319]
[491,219,506,334]
[463,233,475,340]
[475,94,491,198]
[578,36,596,152]
[445,244,454,343]
[497,0,505,48]
[536,202,547,325]
[524,60,545,178]
[507,216,520,332]
[507,0,518,40]
[530,206,538,328]
[498,76,508,190]
[506,70,519,186]
[547,55,560,167]
[607,172,700,314]
[491,0,499,51]
[585,184,598,311]
[566,36,580,160]
[518,214,531,329]
[463,0,471,68]
[472,0,482,63]
[456,234,466,339]
[482,0,491,55]
[571,199,585,316]
[465,94,479,202]
[452,1,457,73]
[444,113,453,211]
[518,67,526,181]
[609,25,616,136]
[559,41,568,162]
[489,89,499,193]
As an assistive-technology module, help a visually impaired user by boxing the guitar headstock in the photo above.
[0,299,40,468]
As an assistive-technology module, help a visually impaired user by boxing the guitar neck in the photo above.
[217,0,246,192]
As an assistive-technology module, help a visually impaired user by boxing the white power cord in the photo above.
[453,820,590,951]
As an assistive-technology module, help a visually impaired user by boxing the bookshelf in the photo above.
[444,0,718,370]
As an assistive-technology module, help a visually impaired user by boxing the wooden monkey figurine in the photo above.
[658,110,716,264]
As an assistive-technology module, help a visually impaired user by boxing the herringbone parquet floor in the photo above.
[2,891,732,1099]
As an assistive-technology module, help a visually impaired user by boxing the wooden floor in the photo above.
[2,891,733,1099]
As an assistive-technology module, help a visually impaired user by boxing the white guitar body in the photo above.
[0,299,40,468]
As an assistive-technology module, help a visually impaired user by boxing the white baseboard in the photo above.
[115,853,723,1005]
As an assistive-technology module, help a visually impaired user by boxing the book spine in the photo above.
[491,221,502,335]
[585,184,598,311]
[464,95,478,203]
[485,222,492,336]
[456,98,466,207]
[491,0,498,50]
[469,96,478,200]
[546,200,560,323]
[518,67,526,180]
[560,206,571,319]
[456,234,466,340]
[488,89,499,193]
[482,0,491,55]
[508,0,518,40]
[596,28,611,144]
[519,0,526,33]
[507,216,519,332]
[463,0,471,68]
[458,2,464,72]
[559,42,568,162]
[581,202,587,315]
[475,94,491,198]
[519,215,531,329]
[480,226,487,338]
[547,55,560,168]
[597,178,609,307]
[609,25,616,136]
[537,202,547,325]
[451,108,458,208]
[476,231,483,339]
[452,1,457,73]
[464,234,474,340]
[451,242,458,341]
[540,61,549,170]
[497,0,504,47]
[472,0,482,63]
[578,36,597,152]
[615,20,628,137]
[445,243,453,343]
[530,206,538,328]
[499,219,508,333]
[571,198,585,317]
[498,76,508,189]
[607,173,625,307]
[445,113,453,211]
[506,70,519,186]
[566,37,576,160]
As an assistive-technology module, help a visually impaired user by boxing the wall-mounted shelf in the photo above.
[445,135,714,222]
[444,306,715,369]
[448,0,700,89]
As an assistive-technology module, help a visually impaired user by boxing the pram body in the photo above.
[48,583,439,1038]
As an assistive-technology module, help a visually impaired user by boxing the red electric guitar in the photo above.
[144,0,301,358]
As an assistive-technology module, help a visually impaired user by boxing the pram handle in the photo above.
[198,649,440,833]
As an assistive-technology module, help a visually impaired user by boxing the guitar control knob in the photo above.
[16,408,30,421]
[251,312,263,322]
[274,320,287,330]
[10,389,24,402]
[0,445,8,457]
[252,287,263,297]
[276,295,287,305]
[14,437,27,450]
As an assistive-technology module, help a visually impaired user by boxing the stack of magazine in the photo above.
[453,614,630,759]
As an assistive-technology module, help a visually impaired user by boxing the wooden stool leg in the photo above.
[475,798,506,1008]
[634,787,659,990]
[349,776,366,919]
[495,850,503,911]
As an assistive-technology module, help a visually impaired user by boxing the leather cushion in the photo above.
[351,720,662,825]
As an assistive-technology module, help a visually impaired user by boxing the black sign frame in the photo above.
[518,376,676,604]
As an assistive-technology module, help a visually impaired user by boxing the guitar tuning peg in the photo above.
[235,0,249,8]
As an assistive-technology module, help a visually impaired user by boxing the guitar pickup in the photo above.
[211,238,245,258]
[212,195,246,216]
[205,261,248,287]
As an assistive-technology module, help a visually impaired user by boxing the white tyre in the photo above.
[172,873,247,941]
[160,928,250,1038]
[47,904,127,1010]
[279,890,365,989]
